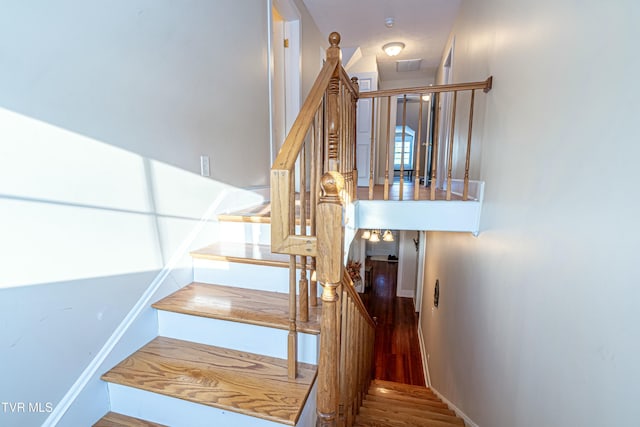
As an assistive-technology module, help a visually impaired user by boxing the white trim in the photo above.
[429,385,480,427]
[417,323,432,387]
[268,0,301,166]
[267,0,275,165]
[396,289,415,298]
[414,231,426,313]
[42,190,231,427]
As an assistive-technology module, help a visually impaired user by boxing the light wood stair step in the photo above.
[102,337,317,426]
[217,200,310,225]
[191,242,292,268]
[355,411,461,427]
[369,383,441,403]
[93,412,167,427]
[153,282,321,334]
[365,394,453,414]
[362,400,462,425]
[355,380,466,427]
[358,406,463,427]
[218,202,272,224]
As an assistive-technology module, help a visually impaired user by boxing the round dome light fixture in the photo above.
[383,41,405,57]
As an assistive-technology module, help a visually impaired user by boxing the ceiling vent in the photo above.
[396,59,422,72]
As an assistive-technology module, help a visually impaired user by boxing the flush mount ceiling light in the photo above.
[383,41,405,57]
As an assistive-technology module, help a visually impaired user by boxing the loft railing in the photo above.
[359,77,492,201]
[270,32,374,426]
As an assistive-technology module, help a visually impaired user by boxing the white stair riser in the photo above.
[216,221,272,245]
[157,311,319,364]
[194,258,321,297]
[216,221,311,246]
[107,384,292,427]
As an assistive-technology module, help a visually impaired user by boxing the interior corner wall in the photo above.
[421,1,640,426]
[0,0,271,188]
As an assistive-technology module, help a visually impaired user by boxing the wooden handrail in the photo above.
[341,270,375,329]
[358,76,493,98]
[272,57,339,171]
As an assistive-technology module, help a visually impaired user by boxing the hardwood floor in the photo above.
[361,260,425,386]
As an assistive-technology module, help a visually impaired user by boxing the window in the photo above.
[394,126,415,169]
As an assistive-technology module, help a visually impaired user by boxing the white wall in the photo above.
[397,231,418,298]
[292,0,326,99]
[0,1,274,424]
[421,1,640,426]
[0,0,271,188]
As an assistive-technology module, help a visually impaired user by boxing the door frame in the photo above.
[268,0,301,165]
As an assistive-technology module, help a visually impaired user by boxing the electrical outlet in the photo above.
[200,155,210,177]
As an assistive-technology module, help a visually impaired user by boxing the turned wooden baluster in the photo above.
[310,109,322,306]
[430,93,440,201]
[399,94,408,200]
[368,97,376,200]
[414,95,424,200]
[383,96,391,200]
[446,91,457,201]
[316,171,345,427]
[299,142,309,322]
[338,289,349,427]
[463,89,476,200]
[351,77,359,201]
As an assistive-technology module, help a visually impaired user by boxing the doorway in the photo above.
[269,0,301,165]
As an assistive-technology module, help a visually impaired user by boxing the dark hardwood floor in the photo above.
[361,260,425,386]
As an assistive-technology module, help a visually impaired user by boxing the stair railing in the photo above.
[359,77,492,201]
[271,32,374,426]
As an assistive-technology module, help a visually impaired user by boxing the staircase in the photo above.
[93,205,319,426]
[91,204,466,426]
[356,380,464,427]
[89,31,477,427]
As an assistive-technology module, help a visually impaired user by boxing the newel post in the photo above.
[316,171,345,427]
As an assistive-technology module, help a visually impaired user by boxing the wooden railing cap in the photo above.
[329,31,341,47]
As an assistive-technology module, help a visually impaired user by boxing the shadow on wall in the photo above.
[0,107,264,426]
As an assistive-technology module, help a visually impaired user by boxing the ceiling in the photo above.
[302,0,461,83]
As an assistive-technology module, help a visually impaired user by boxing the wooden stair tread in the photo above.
[372,379,437,395]
[218,202,272,224]
[365,391,449,409]
[153,282,321,334]
[359,406,464,426]
[365,395,454,416]
[102,337,317,426]
[217,199,310,225]
[191,242,291,268]
[369,384,441,402]
[355,412,461,427]
[362,400,461,424]
[93,412,167,427]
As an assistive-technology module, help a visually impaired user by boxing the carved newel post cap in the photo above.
[320,171,345,200]
[328,32,341,47]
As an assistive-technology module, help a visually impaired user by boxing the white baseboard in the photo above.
[429,385,480,427]
[417,324,431,387]
[417,326,479,427]
[396,289,414,298]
